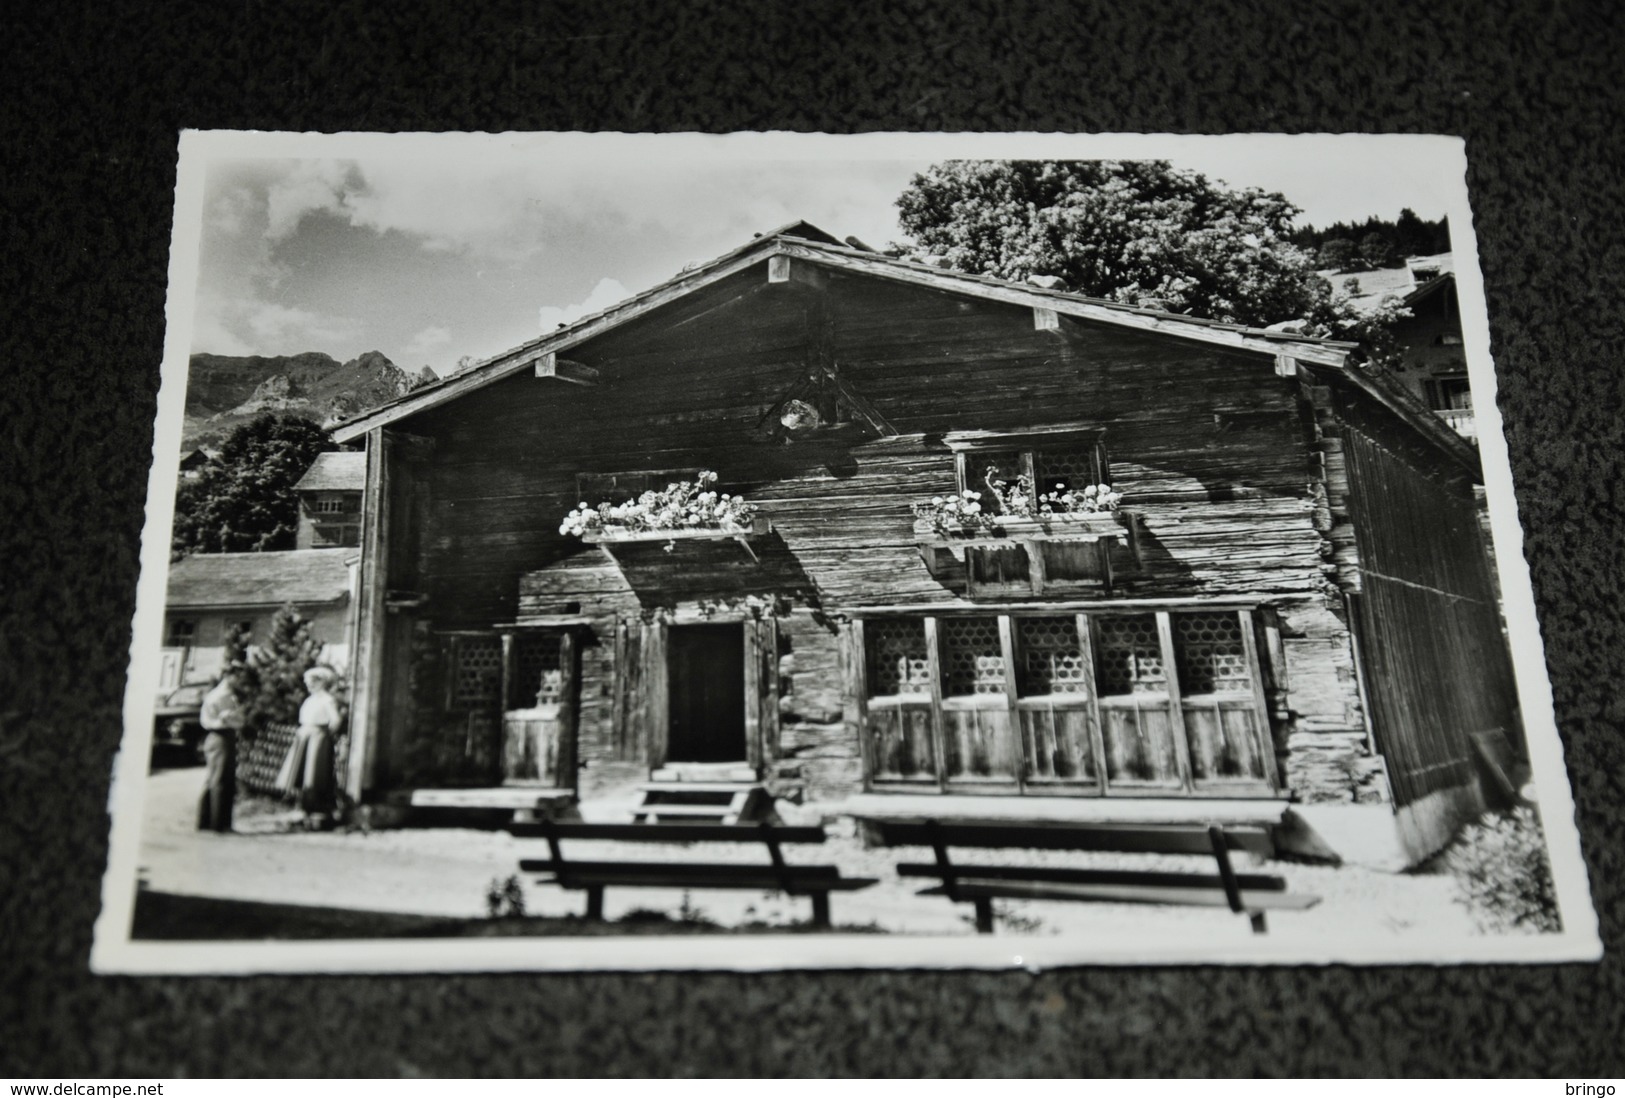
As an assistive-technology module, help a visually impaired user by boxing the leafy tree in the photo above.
[1358,231,1397,270]
[172,414,338,557]
[1316,238,1357,272]
[233,603,329,735]
[894,160,1410,366]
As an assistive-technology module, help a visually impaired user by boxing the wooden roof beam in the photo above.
[534,353,599,386]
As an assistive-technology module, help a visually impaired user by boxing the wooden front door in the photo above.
[666,624,747,763]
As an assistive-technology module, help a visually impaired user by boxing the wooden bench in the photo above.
[509,819,878,928]
[865,819,1319,935]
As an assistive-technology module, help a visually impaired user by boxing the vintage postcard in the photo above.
[93,130,1601,973]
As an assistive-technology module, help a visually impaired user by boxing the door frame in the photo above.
[497,625,583,791]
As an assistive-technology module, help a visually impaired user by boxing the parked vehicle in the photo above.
[152,682,209,762]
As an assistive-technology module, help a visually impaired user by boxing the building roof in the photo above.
[166,548,353,610]
[293,450,366,492]
[333,223,1356,444]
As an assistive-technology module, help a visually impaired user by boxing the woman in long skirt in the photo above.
[276,666,344,828]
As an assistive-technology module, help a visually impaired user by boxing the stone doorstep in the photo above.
[649,763,759,783]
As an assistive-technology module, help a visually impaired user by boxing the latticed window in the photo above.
[1174,612,1254,694]
[165,618,195,647]
[515,632,564,706]
[1034,446,1106,495]
[867,619,931,696]
[452,636,503,709]
[951,435,1110,505]
[1017,617,1088,695]
[963,451,1022,514]
[1094,614,1167,695]
[939,617,1005,696]
[857,609,1276,795]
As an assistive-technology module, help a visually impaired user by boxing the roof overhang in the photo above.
[332,232,1355,444]
[166,595,350,613]
[1308,358,1482,480]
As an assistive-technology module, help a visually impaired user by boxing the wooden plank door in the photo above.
[666,624,747,764]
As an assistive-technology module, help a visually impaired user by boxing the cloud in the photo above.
[191,293,365,357]
[251,159,554,261]
[537,278,632,332]
[264,161,355,241]
[403,325,454,358]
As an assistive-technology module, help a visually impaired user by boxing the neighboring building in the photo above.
[293,451,366,548]
[177,448,216,481]
[332,224,1520,866]
[158,548,358,692]
[1325,254,1475,442]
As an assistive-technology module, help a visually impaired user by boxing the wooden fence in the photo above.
[238,722,297,796]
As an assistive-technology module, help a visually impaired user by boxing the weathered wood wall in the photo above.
[379,262,1370,800]
[1335,383,1519,856]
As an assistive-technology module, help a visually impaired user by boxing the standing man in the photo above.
[197,672,242,832]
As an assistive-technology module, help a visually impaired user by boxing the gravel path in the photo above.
[135,765,1481,942]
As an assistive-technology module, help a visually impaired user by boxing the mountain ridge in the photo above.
[184,350,436,448]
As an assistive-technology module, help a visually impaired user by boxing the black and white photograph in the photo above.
[92,130,1600,973]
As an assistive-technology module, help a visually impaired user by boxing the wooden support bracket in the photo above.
[1033,306,1061,331]
[535,352,599,385]
[1274,354,1299,378]
[768,255,828,290]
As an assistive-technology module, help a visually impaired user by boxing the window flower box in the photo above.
[561,471,769,559]
[911,510,1129,548]
[580,514,772,545]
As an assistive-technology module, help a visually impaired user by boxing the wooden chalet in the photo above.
[332,223,1520,863]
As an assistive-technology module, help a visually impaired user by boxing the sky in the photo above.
[188,134,1459,378]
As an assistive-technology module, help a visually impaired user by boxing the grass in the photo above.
[130,889,886,940]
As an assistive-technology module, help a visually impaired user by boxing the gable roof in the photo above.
[294,451,366,493]
[166,548,353,610]
[333,223,1356,444]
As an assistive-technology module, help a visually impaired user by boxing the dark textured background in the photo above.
[3,0,1622,1077]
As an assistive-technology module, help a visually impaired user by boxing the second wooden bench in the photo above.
[509,819,877,928]
[865,818,1320,934]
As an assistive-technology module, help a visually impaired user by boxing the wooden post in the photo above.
[997,615,1024,791]
[1156,611,1195,792]
[743,620,762,774]
[1237,609,1279,791]
[923,617,948,790]
[346,428,392,803]
[847,619,873,792]
[558,630,579,792]
[500,633,517,710]
[1077,614,1109,795]
[643,619,669,772]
